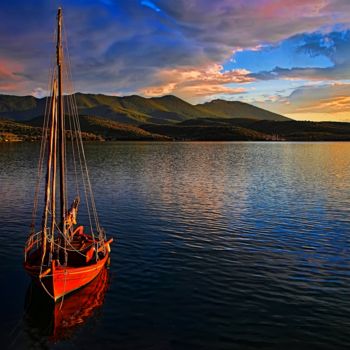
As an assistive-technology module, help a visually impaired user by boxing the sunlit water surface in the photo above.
[1,142,350,349]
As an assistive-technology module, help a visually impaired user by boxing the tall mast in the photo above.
[50,80,58,257]
[57,7,66,237]
[41,83,57,263]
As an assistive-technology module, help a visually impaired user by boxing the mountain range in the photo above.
[1,93,349,141]
[0,93,289,124]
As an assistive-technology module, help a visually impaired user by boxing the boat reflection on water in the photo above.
[24,266,110,342]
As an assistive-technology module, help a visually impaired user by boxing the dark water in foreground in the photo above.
[1,142,350,349]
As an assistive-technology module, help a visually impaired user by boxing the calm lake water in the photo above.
[1,142,350,349]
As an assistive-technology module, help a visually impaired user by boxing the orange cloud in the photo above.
[259,0,326,18]
[255,82,350,121]
[0,59,25,92]
[174,85,246,97]
[140,64,253,99]
[296,96,350,113]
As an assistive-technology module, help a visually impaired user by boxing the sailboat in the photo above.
[24,8,113,302]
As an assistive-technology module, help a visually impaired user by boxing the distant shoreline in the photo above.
[2,138,350,144]
[1,93,350,142]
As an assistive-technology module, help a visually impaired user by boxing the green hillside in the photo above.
[0,95,44,121]
[196,99,289,121]
[0,93,290,124]
[140,123,272,141]
[0,118,41,141]
[78,116,169,140]
[170,117,350,141]
[24,115,169,141]
[0,118,105,141]
[2,115,350,142]
[68,94,217,124]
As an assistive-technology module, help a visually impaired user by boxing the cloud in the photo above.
[0,59,26,92]
[140,64,252,99]
[250,65,350,81]
[251,30,350,81]
[1,0,350,108]
[31,87,47,98]
[158,0,350,57]
[289,83,350,112]
[143,83,246,98]
[255,82,350,121]
[141,1,161,13]
[297,95,350,113]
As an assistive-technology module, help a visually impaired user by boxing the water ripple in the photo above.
[1,142,350,349]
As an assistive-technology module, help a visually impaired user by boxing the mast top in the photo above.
[56,7,62,66]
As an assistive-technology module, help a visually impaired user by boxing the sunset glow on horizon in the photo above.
[1,0,350,121]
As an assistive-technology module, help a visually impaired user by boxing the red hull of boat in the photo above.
[25,266,110,341]
[52,266,109,339]
[24,252,110,302]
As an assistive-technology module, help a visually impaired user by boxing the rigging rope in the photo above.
[30,55,56,234]
[63,22,103,241]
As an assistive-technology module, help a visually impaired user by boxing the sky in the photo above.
[1,0,350,121]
